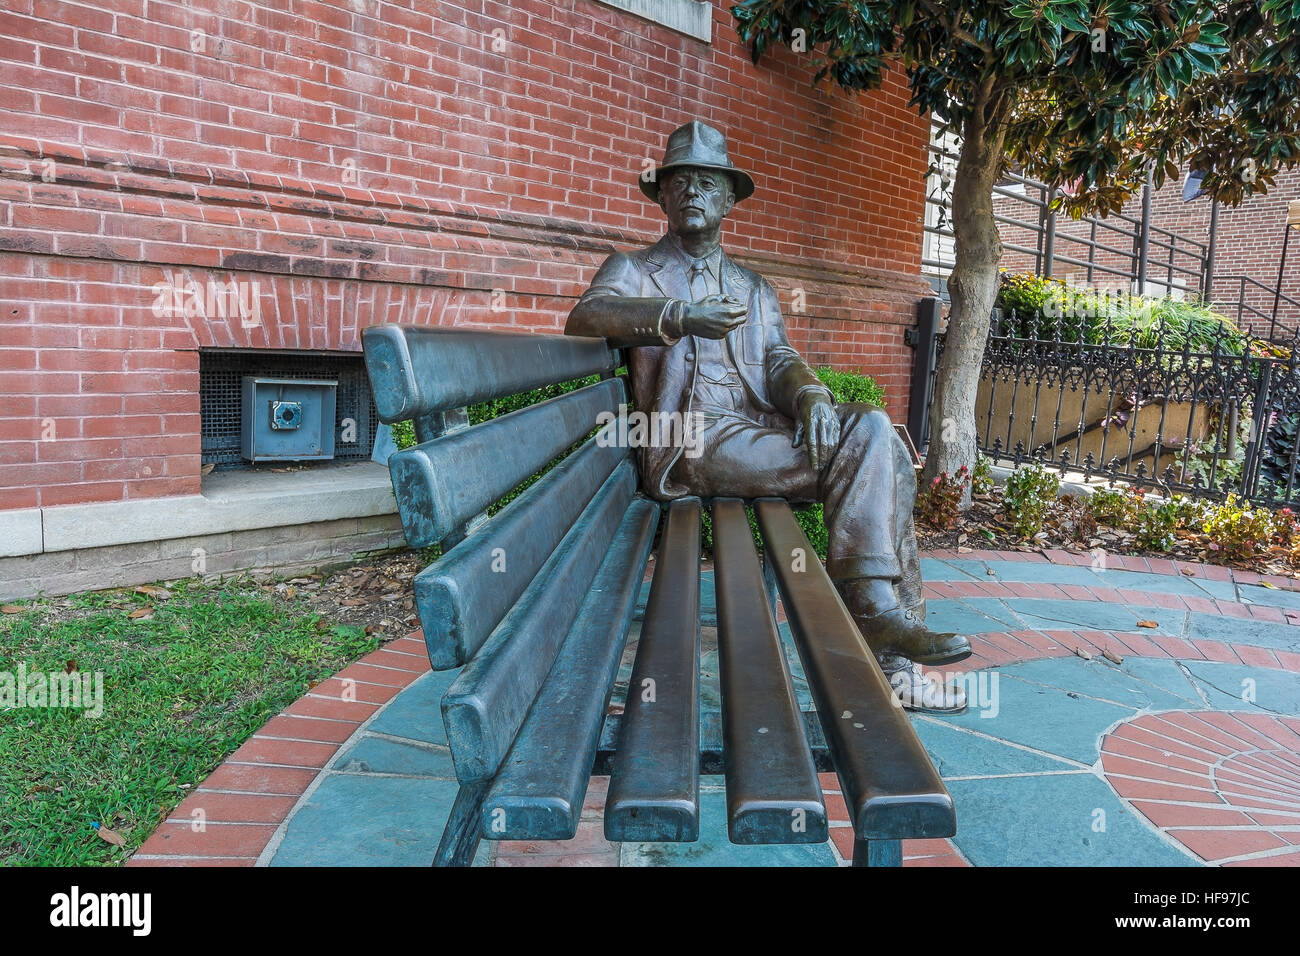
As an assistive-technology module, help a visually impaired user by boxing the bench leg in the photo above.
[852,837,902,867]
[433,781,489,867]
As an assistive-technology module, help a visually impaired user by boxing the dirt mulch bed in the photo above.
[915,491,1300,581]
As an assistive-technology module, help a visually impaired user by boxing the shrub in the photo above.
[1134,499,1180,551]
[972,453,994,496]
[391,418,416,451]
[916,466,969,530]
[1002,463,1060,538]
[1168,494,1213,531]
[815,367,886,407]
[1201,495,1278,562]
[1275,507,1298,548]
[1088,487,1140,528]
[996,271,1248,354]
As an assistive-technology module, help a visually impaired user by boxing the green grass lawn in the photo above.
[0,576,379,866]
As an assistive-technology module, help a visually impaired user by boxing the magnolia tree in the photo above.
[733,0,1300,505]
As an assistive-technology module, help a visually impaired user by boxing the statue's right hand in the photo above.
[681,295,747,339]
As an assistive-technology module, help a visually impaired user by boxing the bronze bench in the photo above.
[361,324,954,866]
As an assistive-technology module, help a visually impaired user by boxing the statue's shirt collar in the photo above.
[666,233,722,280]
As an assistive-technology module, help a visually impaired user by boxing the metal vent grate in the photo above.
[200,350,378,468]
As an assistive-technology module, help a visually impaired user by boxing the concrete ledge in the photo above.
[0,513,406,602]
[40,461,397,554]
[0,508,42,557]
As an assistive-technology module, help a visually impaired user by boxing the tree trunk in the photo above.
[923,102,1009,507]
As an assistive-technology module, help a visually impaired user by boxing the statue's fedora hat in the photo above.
[640,120,755,203]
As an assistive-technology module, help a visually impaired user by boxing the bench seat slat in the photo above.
[480,497,660,839]
[605,497,701,842]
[753,498,956,841]
[414,438,626,668]
[441,459,638,784]
[712,499,828,845]
[389,378,626,548]
[362,325,617,422]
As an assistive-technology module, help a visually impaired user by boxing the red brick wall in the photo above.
[994,166,1300,336]
[0,0,930,511]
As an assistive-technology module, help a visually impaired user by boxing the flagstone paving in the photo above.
[128,549,1300,867]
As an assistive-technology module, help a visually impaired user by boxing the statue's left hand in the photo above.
[792,394,840,471]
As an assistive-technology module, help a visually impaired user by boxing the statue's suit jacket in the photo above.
[566,234,830,500]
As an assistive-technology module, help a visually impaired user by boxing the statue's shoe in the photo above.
[857,606,971,666]
[886,662,968,714]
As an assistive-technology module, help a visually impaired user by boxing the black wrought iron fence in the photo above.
[917,298,1300,508]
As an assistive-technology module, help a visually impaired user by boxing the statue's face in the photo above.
[658,167,735,236]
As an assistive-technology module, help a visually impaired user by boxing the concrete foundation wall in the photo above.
[0,513,406,602]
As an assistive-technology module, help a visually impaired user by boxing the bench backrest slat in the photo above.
[362,325,618,422]
[389,378,626,548]
[414,436,628,668]
[441,458,638,783]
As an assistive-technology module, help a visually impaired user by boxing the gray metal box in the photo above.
[240,376,338,462]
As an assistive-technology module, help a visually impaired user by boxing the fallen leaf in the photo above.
[1136,620,1158,628]
[1260,581,1278,590]
[1073,647,1093,661]
[1102,648,1124,665]
[128,606,154,620]
[64,660,77,674]
[134,585,171,599]
[94,824,125,847]
[1,605,23,614]
[200,463,216,475]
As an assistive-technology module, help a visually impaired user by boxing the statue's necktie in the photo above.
[688,260,711,302]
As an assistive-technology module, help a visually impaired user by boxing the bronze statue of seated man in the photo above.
[565,120,970,711]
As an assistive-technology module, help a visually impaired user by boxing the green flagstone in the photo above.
[619,781,837,867]
[980,561,1104,586]
[1092,569,1228,597]
[1114,657,1210,703]
[946,772,1198,867]
[995,657,1203,711]
[1237,583,1300,611]
[910,713,1084,778]
[922,558,991,581]
[1177,577,1240,602]
[1187,612,1300,653]
[925,598,1026,634]
[1179,660,1300,715]
[925,658,1138,763]
[1010,598,1183,635]
[363,668,458,744]
[269,774,465,867]
[332,733,458,779]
